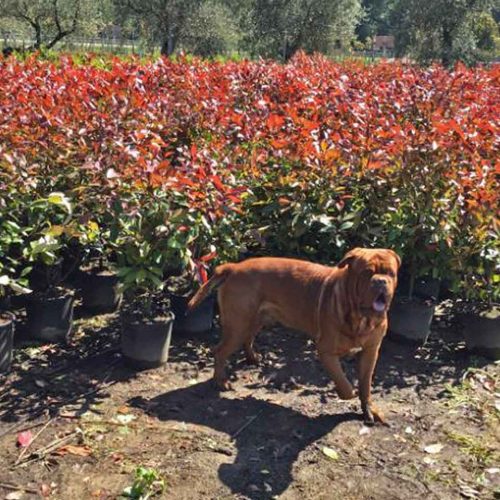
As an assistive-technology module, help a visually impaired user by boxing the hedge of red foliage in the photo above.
[0,53,498,297]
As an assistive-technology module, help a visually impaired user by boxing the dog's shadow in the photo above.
[129,380,358,499]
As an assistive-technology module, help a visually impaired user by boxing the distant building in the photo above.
[373,35,395,52]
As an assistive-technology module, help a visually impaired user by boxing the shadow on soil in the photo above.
[171,314,488,399]
[130,315,490,499]
[0,310,137,424]
[130,380,359,499]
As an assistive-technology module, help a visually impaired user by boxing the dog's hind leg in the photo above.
[244,328,262,365]
[213,334,244,391]
[214,318,262,389]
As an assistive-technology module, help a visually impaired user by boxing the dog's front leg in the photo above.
[358,342,387,426]
[318,351,356,400]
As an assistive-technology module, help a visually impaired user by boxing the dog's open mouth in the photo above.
[372,293,388,313]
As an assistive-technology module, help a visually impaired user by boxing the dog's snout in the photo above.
[372,276,388,289]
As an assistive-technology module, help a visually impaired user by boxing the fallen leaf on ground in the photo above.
[458,479,480,499]
[405,426,414,434]
[34,379,47,388]
[16,431,33,448]
[55,444,92,457]
[110,452,124,463]
[117,406,130,414]
[423,457,436,465]
[322,446,339,460]
[424,443,444,454]
[5,491,24,500]
[114,414,136,424]
[39,484,51,497]
[359,426,371,436]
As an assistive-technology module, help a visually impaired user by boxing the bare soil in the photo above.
[0,305,499,500]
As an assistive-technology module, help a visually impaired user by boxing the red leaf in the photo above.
[200,251,217,262]
[55,444,92,457]
[17,431,33,448]
[210,175,225,191]
[270,138,288,149]
[267,114,285,129]
[197,265,208,284]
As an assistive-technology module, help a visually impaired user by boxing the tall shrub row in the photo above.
[0,53,498,301]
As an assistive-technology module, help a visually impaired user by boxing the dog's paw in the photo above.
[245,352,262,366]
[214,378,233,391]
[362,404,390,427]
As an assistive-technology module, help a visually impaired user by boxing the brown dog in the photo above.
[188,248,401,425]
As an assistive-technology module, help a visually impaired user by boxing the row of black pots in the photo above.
[0,270,217,373]
[387,296,500,360]
[121,294,217,369]
[0,312,15,372]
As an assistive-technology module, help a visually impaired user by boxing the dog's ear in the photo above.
[337,248,363,268]
[388,249,402,269]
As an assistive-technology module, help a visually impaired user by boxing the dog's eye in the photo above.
[387,271,396,278]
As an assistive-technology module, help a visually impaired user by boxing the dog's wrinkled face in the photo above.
[338,248,401,315]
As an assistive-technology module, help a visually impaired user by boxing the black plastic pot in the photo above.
[10,294,28,311]
[80,270,122,314]
[0,296,11,311]
[26,291,74,343]
[388,299,435,344]
[121,312,174,369]
[172,294,215,335]
[461,306,500,360]
[0,312,15,372]
[414,277,441,301]
[28,260,63,292]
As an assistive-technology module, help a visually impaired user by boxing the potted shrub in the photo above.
[0,273,16,373]
[461,305,500,360]
[115,191,178,369]
[22,193,77,343]
[0,266,31,372]
[453,232,499,359]
[374,192,455,344]
[358,142,460,344]
[168,271,216,336]
[77,220,122,314]
[166,205,244,336]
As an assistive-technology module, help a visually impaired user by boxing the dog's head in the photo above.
[338,248,401,316]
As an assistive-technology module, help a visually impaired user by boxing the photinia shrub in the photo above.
[0,53,497,301]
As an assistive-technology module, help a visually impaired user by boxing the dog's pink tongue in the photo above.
[373,298,386,312]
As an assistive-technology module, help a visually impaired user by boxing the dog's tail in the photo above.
[187,264,233,312]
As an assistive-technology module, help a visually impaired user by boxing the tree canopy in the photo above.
[0,0,498,64]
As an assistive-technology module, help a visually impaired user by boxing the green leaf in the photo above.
[339,221,354,231]
[322,446,339,461]
[47,192,72,214]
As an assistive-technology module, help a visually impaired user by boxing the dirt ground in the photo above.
[0,304,499,500]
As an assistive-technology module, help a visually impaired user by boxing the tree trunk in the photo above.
[34,22,42,49]
[442,25,453,67]
[160,25,176,56]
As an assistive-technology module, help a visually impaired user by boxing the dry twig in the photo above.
[15,417,54,465]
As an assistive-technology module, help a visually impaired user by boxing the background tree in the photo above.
[0,0,112,50]
[356,0,394,42]
[241,0,363,60]
[179,1,240,57]
[389,0,499,65]
[116,0,199,56]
